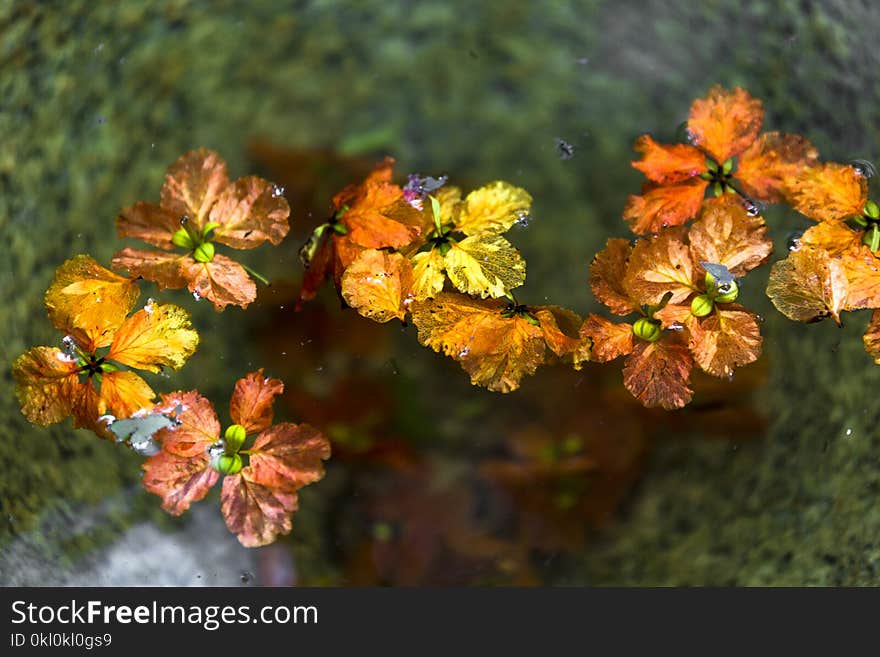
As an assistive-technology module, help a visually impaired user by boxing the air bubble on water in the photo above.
[143,298,155,313]
[850,159,876,179]
[786,230,804,251]
[726,372,734,382]
[272,185,285,198]
[845,427,854,437]
[669,322,685,332]
[458,347,471,358]
[192,290,202,301]
[756,314,765,323]
[514,210,531,227]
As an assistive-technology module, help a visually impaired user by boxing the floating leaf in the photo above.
[576,315,634,364]
[687,85,764,163]
[687,306,762,378]
[688,201,773,277]
[735,132,819,203]
[44,255,140,351]
[622,338,694,410]
[411,293,580,393]
[863,310,880,364]
[454,181,532,236]
[221,423,330,547]
[341,249,414,322]
[142,449,219,515]
[410,248,447,300]
[589,239,639,316]
[443,234,526,298]
[229,369,284,436]
[788,163,868,222]
[766,247,848,323]
[107,301,199,372]
[208,176,290,248]
[12,347,80,426]
[623,180,708,234]
[623,227,697,305]
[631,135,706,184]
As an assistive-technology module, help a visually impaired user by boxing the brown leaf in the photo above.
[687,306,762,378]
[687,85,764,163]
[229,369,285,435]
[341,249,414,323]
[623,338,694,410]
[688,201,773,277]
[623,226,698,305]
[766,247,848,323]
[590,238,638,315]
[577,315,634,364]
[209,176,290,249]
[117,201,179,250]
[45,255,140,352]
[160,148,230,228]
[178,254,257,310]
[789,163,868,222]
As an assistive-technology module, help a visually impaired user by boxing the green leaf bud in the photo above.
[712,182,723,197]
[224,424,247,454]
[213,453,243,476]
[192,241,215,263]
[332,222,349,235]
[201,221,222,240]
[690,294,715,317]
[864,224,880,253]
[705,158,719,173]
[721,158,734,175]
[714,281,739,304]
[172,228,195,250]
[865,200,879,219]
[633,317,661,343]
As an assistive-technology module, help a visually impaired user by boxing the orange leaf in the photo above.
[98,370,157,420]
[411,293,578,393]
[117,201,179,250]
[736,132,819,203]
[578,315,634,363]
[652,302,692,329]
[789,163,868,222]
[45,255,140,352]
[623,338,694,409]
[590,238,638,315]
[766,247,848,324]
[209,176,290,249]
[687,85,763,163]
[108,301,199,372]
[341,249,414,323]
[142,450,219,515]
[631,135,706,184]
[623,226,698,306]
[839,246,880,311]
[229,369,284,436]
[623,179,708,234]
[687,306,762,378]
[111,248,190,292]
[160,148,230,228]
[798,221,860,257]
[532,306,582,358]
[863,310,880,364]
[12,347,80,426]
[221,422,330,547]
[689,201,773,277]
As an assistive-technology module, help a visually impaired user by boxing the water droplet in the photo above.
[850,159,876,179]
[845,427,854,437]
[192,290,201,301]
[240,571,253,584]
[726,372,735,382]
[514,209,531,227]
[271,185,285,198]
[458,347,471,358]
[575,56,590,66]
[786,229,804,251]
[742,198,766,216]
[755,314,765,323]
[669,322,685,331]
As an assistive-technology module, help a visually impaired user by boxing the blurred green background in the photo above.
[3,0,880,585]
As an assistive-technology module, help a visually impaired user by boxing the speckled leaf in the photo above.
[444,234,525,298]
[455,181,532,236]
[789,163,868,222]
[12,347,80,426]
[410,248,447,300]
[341,249,414,323]
[142,450,219,516]
[577,314,634,364]
[862,310,880,365]
[766,248,848,324]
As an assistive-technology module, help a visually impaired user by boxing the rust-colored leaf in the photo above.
[688,201,773,277]
[631,135,706,184]
[863,310,880,364]
[341,249,414,323]
[229,369,285,435]
[411,293,578,393]
[153,391,221,458]
[736,132,819,203]
[687,306,762,378]
[45,255,140,352]
[12,347,80,426]
[178,254,257,310]
[160,148,230,227]
[766,247,848,324]
[209,176,290,249]
[622,226,697,305]
[142,451,219,516]
[577,315,634,363]
[623,338,694,410]
[221,422,330,547]
[789,163,868,222]
[798,221,860,257]
[107,301,199,372]
[687,85,764,163]
[111,248,190,291]
[117,201,179,250]
[589,238,638,315]
[623,179,708,234]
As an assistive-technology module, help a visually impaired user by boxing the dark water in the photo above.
[3,0,880,585]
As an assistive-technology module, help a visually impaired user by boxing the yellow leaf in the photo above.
[444,234,526,298]
[341,249,414,323]
[410,248,447,300]
[108,302,199,372]
[766,247,848,324]
[455,181,531,236]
